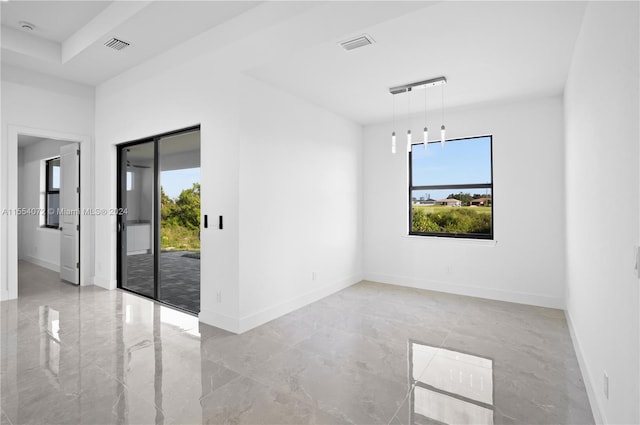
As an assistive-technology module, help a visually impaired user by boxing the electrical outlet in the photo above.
[603,371,609,399]
[216,292,222,303]
[312,271,318,281]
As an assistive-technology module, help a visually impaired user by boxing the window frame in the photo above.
[44,157,60,229]
[408,135,494,240]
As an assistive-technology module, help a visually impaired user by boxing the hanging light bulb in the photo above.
[423,87,428,150]
[391,131,396,154]
[391,93,397,154]
[423,127,428,150]
[407,88,412,152]
[440,83,446,148]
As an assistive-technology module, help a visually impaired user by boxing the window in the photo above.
[126,171,134,191]
[409,135,493,239]
[45,157,60,228]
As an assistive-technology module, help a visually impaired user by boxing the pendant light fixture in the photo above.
[440,83,446,148]
[407,88,412,152]
[389,76,447,154]
[391,95,397,154]
[391,131,396,154]
[423,87,428,150]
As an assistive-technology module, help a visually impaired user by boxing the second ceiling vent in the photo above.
[339,34,375,51]
[104,38,130,51]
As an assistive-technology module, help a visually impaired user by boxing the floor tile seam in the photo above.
[0,409,15,425]
[291,338,413,392]
[451,316,569,337]
[284,322,329,351]
[87,361,178,420]
[492,405,521,423]
[444,330,574,358]
[13,310,41,328]
[234,356,391,425]
[110,381,178,425]
[386,382,417,425]
[206,339,295,379]
[201,372,351,425]
[197,373,249,404]
[228,358,324,408]
[314,316,425,351]
[297,322,383,350]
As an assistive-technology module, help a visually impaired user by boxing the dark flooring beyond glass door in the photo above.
[124,251,200,312]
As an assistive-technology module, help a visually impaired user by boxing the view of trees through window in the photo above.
[160,182,200,251]
[409,136,493,238]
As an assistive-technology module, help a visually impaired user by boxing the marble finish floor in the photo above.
[1,261,594,424]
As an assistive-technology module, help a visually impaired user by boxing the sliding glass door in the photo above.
[117,127,201,313]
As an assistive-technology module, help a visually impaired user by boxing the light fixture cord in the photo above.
[424,87,427,129]
[408,89,411,129]
[393,94,396,129]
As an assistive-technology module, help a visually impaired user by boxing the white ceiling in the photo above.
[1,1,260,85]
[246,1,587,125]
[1,1,587,125]
[1,1,111,42]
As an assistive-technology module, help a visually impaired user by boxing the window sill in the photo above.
[402,234,497,247]
[39,226,60,233]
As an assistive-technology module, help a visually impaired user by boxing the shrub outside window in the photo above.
[409,135,493,239]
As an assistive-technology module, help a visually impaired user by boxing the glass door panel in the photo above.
[120,141,156,298]
[157,131,201,313]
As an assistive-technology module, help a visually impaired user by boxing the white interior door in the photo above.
[59,143,79,284]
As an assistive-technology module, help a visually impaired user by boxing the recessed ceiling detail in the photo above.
[339,34,375,51]
[104,37,130,51]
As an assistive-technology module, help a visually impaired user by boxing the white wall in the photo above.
[363,96,566,308]
[237,79,362,331]
[564,2,640,424]
[18,138,74,272]
[1,65,95,300]
[94,34,362,333]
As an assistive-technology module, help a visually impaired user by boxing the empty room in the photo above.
[1,1,638,424]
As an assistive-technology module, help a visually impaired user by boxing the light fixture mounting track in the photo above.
[389,76,447,95]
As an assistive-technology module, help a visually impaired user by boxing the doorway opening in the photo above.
[17,135,81,286]
[117,126,201,314]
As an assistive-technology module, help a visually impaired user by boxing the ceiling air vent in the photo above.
[104,38,130,51]
[340,34,375,51]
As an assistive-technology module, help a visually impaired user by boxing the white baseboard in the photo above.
[363,272,564,309]
[199,309,241,334]
[237,273,362,333]
[198,274,362,335]
[24,256,59,273]
[93,275,116,290]
[565,310,605,424]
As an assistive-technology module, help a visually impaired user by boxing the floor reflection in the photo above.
[38,306,61,382]
[409,340,494,425]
